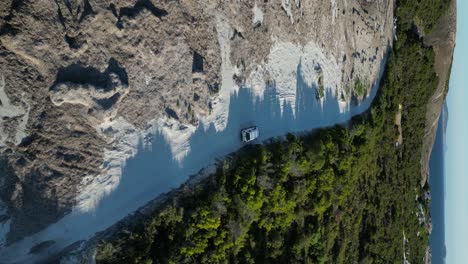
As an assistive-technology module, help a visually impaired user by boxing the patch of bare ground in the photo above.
[395,103,403,147]
[420,0,456,187]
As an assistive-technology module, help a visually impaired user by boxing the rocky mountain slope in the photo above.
[420,0,456,187]
[0,0,394,248]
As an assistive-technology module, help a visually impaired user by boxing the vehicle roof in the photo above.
[248,127,258,137]
[243,126,257,131]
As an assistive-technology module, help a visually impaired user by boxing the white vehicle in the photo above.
[241,126,259,142]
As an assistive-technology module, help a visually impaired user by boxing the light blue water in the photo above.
[430,104,446,263]
[444,0,468,263]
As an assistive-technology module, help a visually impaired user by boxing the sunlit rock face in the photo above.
[0,0,394,249]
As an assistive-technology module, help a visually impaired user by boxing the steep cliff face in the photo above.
[0,0,394,245]
[420,0,456,187]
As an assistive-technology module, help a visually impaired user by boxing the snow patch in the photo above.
[281,0,294,24]
[0,74,29,146]
[75,115,198,212]
[252,3,264,27]
[0,219,10,249]
[246,63,268,101]
[144,74,151,86]
[338,99,349,113]
[295,0,301,8]
[201,15,239,132]
[0,200,10,248]
[155,118,197,162]
[76,117,142,212]
[245,39,344,114]
[331,0,338,25]
[15,98,30,145]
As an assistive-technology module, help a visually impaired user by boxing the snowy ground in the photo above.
[0,19,390,264]
[0,74,29,147]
